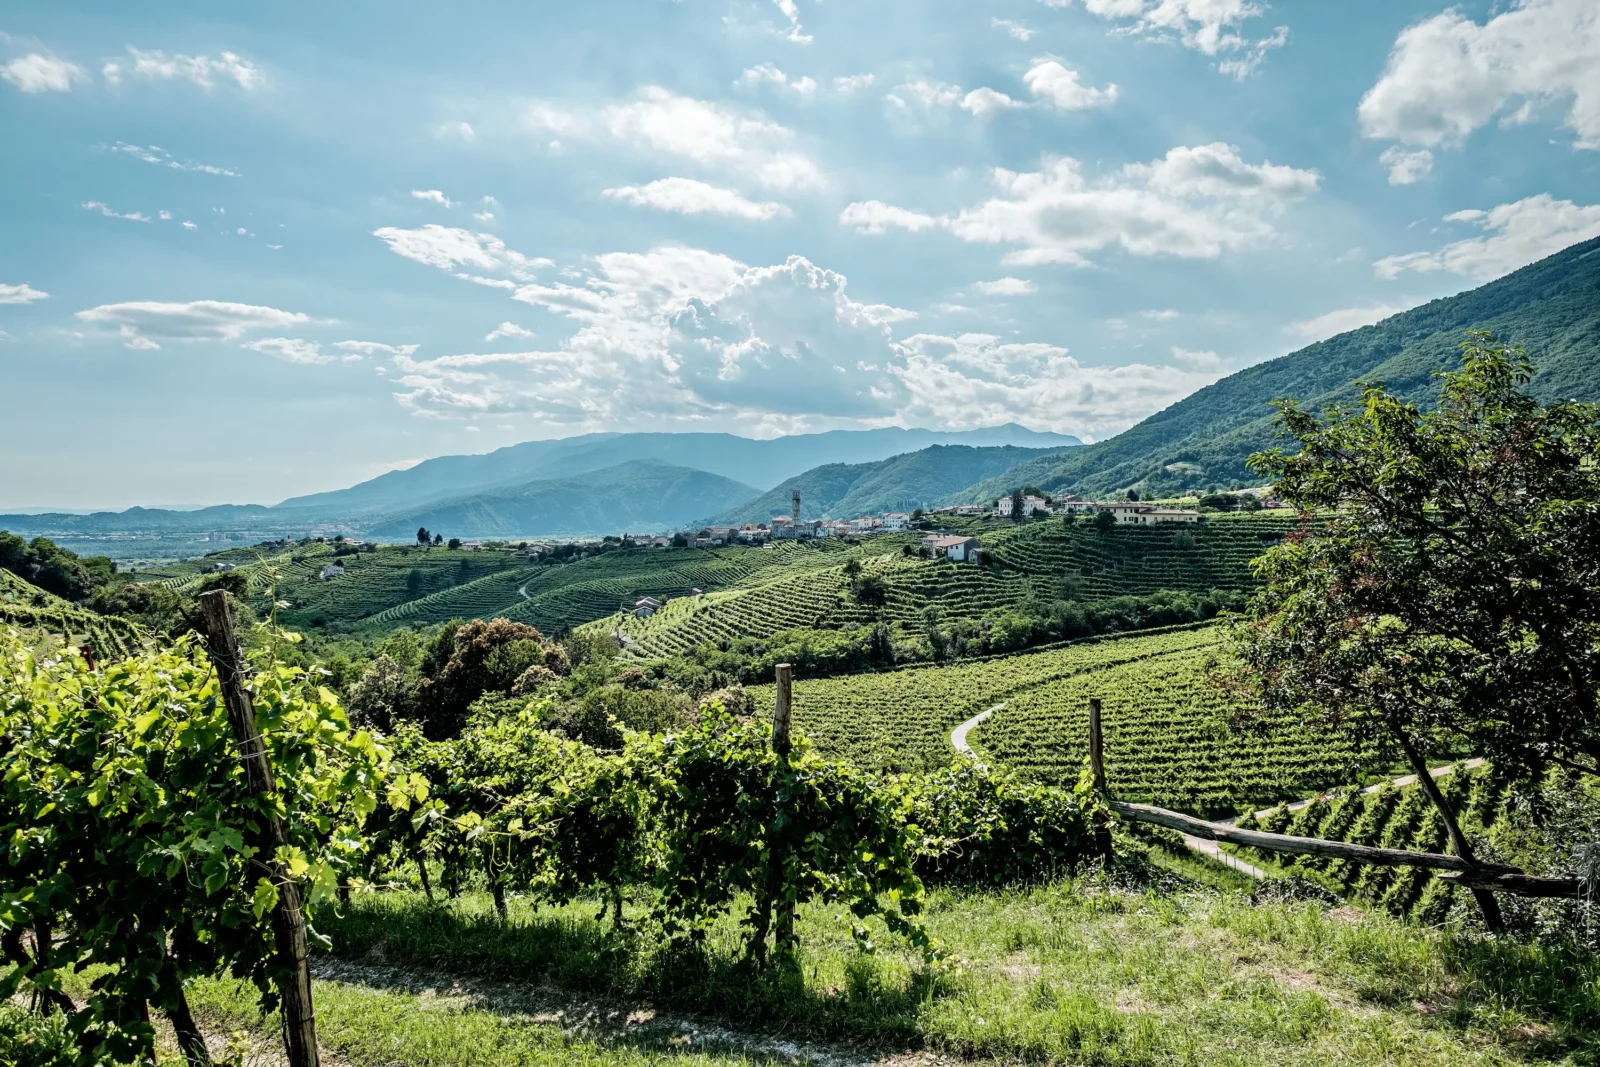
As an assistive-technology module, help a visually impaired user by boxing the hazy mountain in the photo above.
[277,424,1081,515]
[703,445,1071,525]
[953,236,1600,505]
[364,460,759,540]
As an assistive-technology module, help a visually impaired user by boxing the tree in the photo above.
[0,532,113,602]
[411,619,570,738]
[843,558,862,580]
[1125,489,1140,501]
[405,568,424,599]
[433,533,444,547]
[1009,488,1025,524]
[1232,335,1600,930]
[1092,509,1116,532]
[447,537,462,550]
[417,527,430,547]
[853,574,888,609]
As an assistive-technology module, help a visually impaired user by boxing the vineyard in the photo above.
[972,640,1369,813]
[1229,766,1513,925]
[746,626,1230,773]
[0,569,144,659]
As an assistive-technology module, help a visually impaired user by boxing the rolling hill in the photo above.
[954,236,1600,503]
[365,460,759,540]
[279,424,1080,515]
[704,444,1070,524]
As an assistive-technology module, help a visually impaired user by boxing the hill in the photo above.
[365,460,758,540]
[955,236,1600,503]
[278,424,1080,515]
[704,444,1069,524]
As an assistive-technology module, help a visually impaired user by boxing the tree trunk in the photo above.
[417,858,435,903]
[163,984,212,1066]
[1395,734,1503,933]
[492,881,507,921]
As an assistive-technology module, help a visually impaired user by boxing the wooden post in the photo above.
[1087,697,1106,795]
[771,663,795,954]
[197,591,320,1067]
[772,663,793,756]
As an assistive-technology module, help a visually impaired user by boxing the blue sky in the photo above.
[3,0,1598,509]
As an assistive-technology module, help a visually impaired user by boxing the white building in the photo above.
[996,494,1050,517]
[1101,503,1200,524]
[922,534,982,562]
[319,563,345,579]
[880,513,911,531]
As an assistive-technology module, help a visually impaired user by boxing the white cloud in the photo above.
[411,189,455,208]
[1373,193,1600,282]
[740,63,818,96]
[839,200,942,235]
[486,322,535,342]
[993,19,1037,41]
[1359,0,1600,152]
[2,53,85,93]
[108,142,238,177]
[1023,59,1118,110]
[241,337,333,365]
[1078,0,1289,78]
[974,277,1038,296]
[1140,308,1181,321]
[771,0,813,43]
[103,47,262,90]
[1168,345,1221,369]
[372,224,551,280]
[438,120,476,140]
[1379,146,1433,185]
[533,87,824,191]
[834,73,874,93]
[76,300,307,349]
[843,142,1319,266]
[332,340,419,358]
[0,283,49,305]
[895,77,963,110]
[181,220,197,230]
[602,177,790,221]
[83,200,151,222]
[961,87,1022,117]
[1287,302,1412,342]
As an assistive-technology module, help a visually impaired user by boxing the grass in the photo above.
[141,875,1597,1067]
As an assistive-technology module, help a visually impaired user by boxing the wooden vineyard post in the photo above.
[197,591,321,1067]
[771,663,796,954]
[1087,697,1112,862]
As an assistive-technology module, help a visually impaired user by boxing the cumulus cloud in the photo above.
[739,63,818,96]
[1359,0,1600,152]
[372,224,551,282]
[1287,302,1412,342]
[1023,59,1118,109]
[993,19,1036,41]
[103,47,262,90]
[843,142,1319,266]
[83,200,151,222]
[892,77,963,111]
[1168,346,1221,369]
[411,189,455,207]
[108,142,238,176]
[602,177,790,220]
[530,86,823,191]
[332,340,419,358]
[1078,0,1289,78]
[486,322,535,342]
[961,87,1021,118]
[973,277,1037,296]
[76,300,307,349]
[834,73,874,93]
[1379,146,1433,185]
[1374,194,1600,282]
[2,53,85,93]
[438,120,476,140]
[771,0,813,43]
[0,283,49,305]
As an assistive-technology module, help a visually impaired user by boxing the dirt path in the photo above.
[948,703,1004,767]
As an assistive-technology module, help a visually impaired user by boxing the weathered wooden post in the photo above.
[198,591,320,1067]
[1087,697,1112,862]
[771,663,796,952]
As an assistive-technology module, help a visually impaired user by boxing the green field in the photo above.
[0,569,144,659]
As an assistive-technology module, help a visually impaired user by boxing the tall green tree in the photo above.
[1233,334,1600,929]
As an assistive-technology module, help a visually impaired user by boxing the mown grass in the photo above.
[202,877,1595,1067]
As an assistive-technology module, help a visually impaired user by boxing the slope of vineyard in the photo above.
[972,640,1369,813]
[0,570,144,659]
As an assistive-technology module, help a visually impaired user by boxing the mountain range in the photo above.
[3,237,1597,551]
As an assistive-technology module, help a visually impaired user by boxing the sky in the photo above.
[2,0,1598,510]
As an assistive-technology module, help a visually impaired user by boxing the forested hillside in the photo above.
[956,236,1600,502]
[706,444,1069,523]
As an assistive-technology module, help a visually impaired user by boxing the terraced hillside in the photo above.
[0,570,144,660]
[746,624,1366,814]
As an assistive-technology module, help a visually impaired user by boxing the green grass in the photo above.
[160,880,1600,1067]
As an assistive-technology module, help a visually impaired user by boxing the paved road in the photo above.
[947,703,1484,883]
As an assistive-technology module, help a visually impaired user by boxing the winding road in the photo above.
[948,704,1484,882]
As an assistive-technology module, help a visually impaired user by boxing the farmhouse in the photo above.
[923,534,982,562]
[996,494,1049,517]
[880,513,911,531]
[319,563,345,579]
[1102,503,1200,524]
[633,596,663,618]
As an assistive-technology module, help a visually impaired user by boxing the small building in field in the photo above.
[1101,503,1199,524]
[633,596,664,618]
[212,562,237,572]
[996,494,1049,517]
[923,534,982,562]
[319,563,345,579]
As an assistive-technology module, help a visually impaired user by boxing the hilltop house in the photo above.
[1102,503,1200,524]
[881,513,911,531]
[633,596,663,618]
[996,494,1049,517]
[319,563,345,579]
[922,534,982,563]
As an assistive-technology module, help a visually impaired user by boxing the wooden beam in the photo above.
[1087,697,1106,795]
